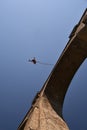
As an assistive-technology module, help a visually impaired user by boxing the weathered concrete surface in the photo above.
[18,9,87,130]
[23,94,69,130]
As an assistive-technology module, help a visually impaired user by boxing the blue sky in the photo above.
[0,0,87,130]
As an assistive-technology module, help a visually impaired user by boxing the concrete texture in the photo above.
[22,94,69,130]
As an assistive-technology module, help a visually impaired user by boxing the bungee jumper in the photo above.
[28,57,37,64]
[28,57,53,66]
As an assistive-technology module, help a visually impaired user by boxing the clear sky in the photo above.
[0,0,87,130]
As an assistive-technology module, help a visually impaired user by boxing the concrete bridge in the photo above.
[18,9,87,130]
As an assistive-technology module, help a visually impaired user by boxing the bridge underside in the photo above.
[18,9,87,130]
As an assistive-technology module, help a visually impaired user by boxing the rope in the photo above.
[28,58,53,66]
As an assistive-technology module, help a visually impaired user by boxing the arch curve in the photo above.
[18,9,87,130]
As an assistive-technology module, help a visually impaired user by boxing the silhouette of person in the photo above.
[31,58,36,64]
